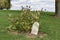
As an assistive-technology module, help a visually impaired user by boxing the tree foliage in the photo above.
[0,0,11,9]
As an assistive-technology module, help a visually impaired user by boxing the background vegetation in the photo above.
[0,0,11,9]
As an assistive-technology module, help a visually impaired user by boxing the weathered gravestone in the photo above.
[31,22,39,35]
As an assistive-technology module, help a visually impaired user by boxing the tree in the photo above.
[0,0,5,9]
[0,0,11,10]
[5,0,11,9]
[55,0,60,17]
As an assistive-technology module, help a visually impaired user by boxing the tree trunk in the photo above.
[55,0,60,17]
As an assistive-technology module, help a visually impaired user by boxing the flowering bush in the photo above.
[7,10,40,33]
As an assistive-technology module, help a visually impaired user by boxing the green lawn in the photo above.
[0,10,60,40]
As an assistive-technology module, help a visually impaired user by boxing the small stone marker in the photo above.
[31,22,39,35]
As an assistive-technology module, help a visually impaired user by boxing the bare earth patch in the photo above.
[26,32,47,38]
[7,31,47,38]
[7,31,18,35]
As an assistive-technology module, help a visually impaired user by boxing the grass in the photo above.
[0,10,60,40]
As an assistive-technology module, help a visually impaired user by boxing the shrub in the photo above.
[7,10,40,33]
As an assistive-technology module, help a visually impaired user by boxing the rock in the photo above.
[31,22,39,35]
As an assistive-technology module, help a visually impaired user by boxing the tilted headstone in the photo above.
[31,22,39,35]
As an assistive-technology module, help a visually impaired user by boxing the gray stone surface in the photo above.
[31,22,39,35]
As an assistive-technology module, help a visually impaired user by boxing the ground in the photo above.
[0,10,60,40]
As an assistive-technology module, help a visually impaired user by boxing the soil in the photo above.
[7,31,47,38]
[26,32,47,38]
[7,31,18,35]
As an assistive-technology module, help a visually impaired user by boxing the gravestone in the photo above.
[31,22,39,35]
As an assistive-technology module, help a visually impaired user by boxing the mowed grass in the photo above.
[0,10,60,40]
